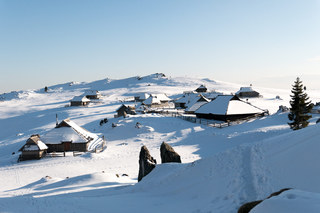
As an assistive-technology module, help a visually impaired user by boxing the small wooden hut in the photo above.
[19,134,48,161]
[195,95,266,121]
[83,90,102,99]
[185,94,210,114]
[143,94,171,108]
[195,85,208,93]
[236,87,260,98]
[42,119,102,153]
[174,92,198,109]
[70,96,91,106]
[134,93,150,102]
[116,104,136,118]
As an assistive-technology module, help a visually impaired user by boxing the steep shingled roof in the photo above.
[19,135,48,151]
[195,95,265,115]
[42,119,98,145]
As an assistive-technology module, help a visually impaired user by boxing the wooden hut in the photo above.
[70,96,91,106]
[174,92,198,109]
[134,93,150,102]
[195,85,208,93]
[116,104,136,118]
[42,119,102,153]
[203,92,222,100]
[195,95,266,121]
[185,94,210,114]
[83,90,102,99]
[143,94,171,108]
[235,87,260,98]
[19,134,48,161]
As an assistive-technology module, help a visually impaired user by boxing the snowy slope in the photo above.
[0,73,320,212]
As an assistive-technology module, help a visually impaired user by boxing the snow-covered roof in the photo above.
[83,90,101,96]
[135,93,150,100]
[186,94,210,111]
[42,119,98,144]
[37,140,48,150]
[203,92,221,100]
[175,93,199,104]
[71,96,91,102]
[197,85,207,89]
[116,104,135,111]
[143,94,171,105]
[186,101,208,113]
[22,140,48,151]
[236,87,256,94]
[20,135,48,151]
[42,127,88,144]
[195,95,265,115]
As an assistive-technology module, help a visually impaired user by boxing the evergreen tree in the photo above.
[288,77,313,130]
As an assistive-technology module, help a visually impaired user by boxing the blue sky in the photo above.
[1,0,320,93]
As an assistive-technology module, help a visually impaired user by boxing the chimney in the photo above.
[56,114,58,127]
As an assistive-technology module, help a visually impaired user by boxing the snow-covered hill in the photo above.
[0,73,319,212]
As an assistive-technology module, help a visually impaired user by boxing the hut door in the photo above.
[63,142,71,151]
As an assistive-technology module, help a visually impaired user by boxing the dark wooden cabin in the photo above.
[195,85,208,93]
[195,95,266,121]
[70,96,91,106]
[143,94,171,108]
[19,134,48,161]
[116,104,136,118]
[174,92,198,109]
[83,90,102,99]
[236,87,260,98]
[185,95,210,114]
[42,119,101,153]
[134,93,150,102]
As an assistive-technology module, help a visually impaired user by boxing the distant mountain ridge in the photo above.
[0,73,219,101]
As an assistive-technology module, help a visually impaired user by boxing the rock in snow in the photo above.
[138,145,157,182]
[238,188,292,213]
[160,142,182,164]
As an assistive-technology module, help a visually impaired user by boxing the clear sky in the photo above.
[1,0,320,93]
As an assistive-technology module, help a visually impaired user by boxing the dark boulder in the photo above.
[160,142,181,164]
[238,188,292,213]
[138,146,157,182]
[238,200,262,213]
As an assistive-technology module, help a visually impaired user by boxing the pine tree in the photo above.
[288,77,313,130]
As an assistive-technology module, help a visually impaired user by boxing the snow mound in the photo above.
[252,189,320,213]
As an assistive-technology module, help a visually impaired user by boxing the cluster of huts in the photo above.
[175,85,265,121]
[115,93,172,117]
[19,119,105,161]
[116,85,266,122]
[19,84,265,161]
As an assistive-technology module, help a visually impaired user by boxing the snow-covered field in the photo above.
[0,73,319,213]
